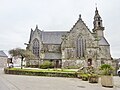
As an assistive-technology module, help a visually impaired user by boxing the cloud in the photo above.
[0,0,120,58]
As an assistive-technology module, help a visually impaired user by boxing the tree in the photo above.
[9,48,35,69]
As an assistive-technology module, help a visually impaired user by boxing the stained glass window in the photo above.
[32,38,39,57]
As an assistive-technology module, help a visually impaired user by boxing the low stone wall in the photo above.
[62,60,85,68]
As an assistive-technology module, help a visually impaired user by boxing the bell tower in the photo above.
[93,7,104,37]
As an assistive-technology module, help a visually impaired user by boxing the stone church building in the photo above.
[27,8,112,68]
[0,51,8,68]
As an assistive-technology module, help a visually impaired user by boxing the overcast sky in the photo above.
[0,0,120,58]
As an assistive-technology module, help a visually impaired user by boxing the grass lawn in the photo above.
[5,68,78,78]
[9,68,78,73]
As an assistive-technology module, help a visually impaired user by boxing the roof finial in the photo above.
[36,25,38,29]
[95,3,98,14]
[79,14,81,20]
[95,4,99,16]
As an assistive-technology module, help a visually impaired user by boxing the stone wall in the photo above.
[62,59,85,68]
[0,57,7,68]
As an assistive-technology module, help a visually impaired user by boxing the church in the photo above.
[27,8,112,68]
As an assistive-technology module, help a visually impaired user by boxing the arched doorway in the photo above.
[88,58,92,66]
[55,60,62,68]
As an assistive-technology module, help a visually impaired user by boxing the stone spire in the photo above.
[94,7,101,20]
[95,7,98,15]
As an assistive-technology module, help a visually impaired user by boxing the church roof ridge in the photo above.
[42,31,69,33]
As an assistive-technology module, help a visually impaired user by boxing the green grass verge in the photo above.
[8,68,76,73]
[4,68,77,78]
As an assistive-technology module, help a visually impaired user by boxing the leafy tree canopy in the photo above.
[9,48,35,59]
[9,48,35,69]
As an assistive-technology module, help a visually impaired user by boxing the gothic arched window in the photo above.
[76,37,86,58]
[32,38,39,57]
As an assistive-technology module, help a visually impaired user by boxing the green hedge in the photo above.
[39,61,54,69]
[4,68,77,78]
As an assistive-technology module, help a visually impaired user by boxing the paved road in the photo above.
[0,68,120,90]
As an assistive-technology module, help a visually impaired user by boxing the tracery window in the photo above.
[76,37,86,58]
[32,38,39,57]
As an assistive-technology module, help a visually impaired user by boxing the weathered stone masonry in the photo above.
[27,8,112,68]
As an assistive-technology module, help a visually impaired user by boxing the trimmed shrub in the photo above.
[40,61,54,69]
[65,65,80,69]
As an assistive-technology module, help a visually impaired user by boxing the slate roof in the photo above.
[99,37,110,46]
[44,52,61,59]
[0,51,8,57]
[42,31,68,44]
